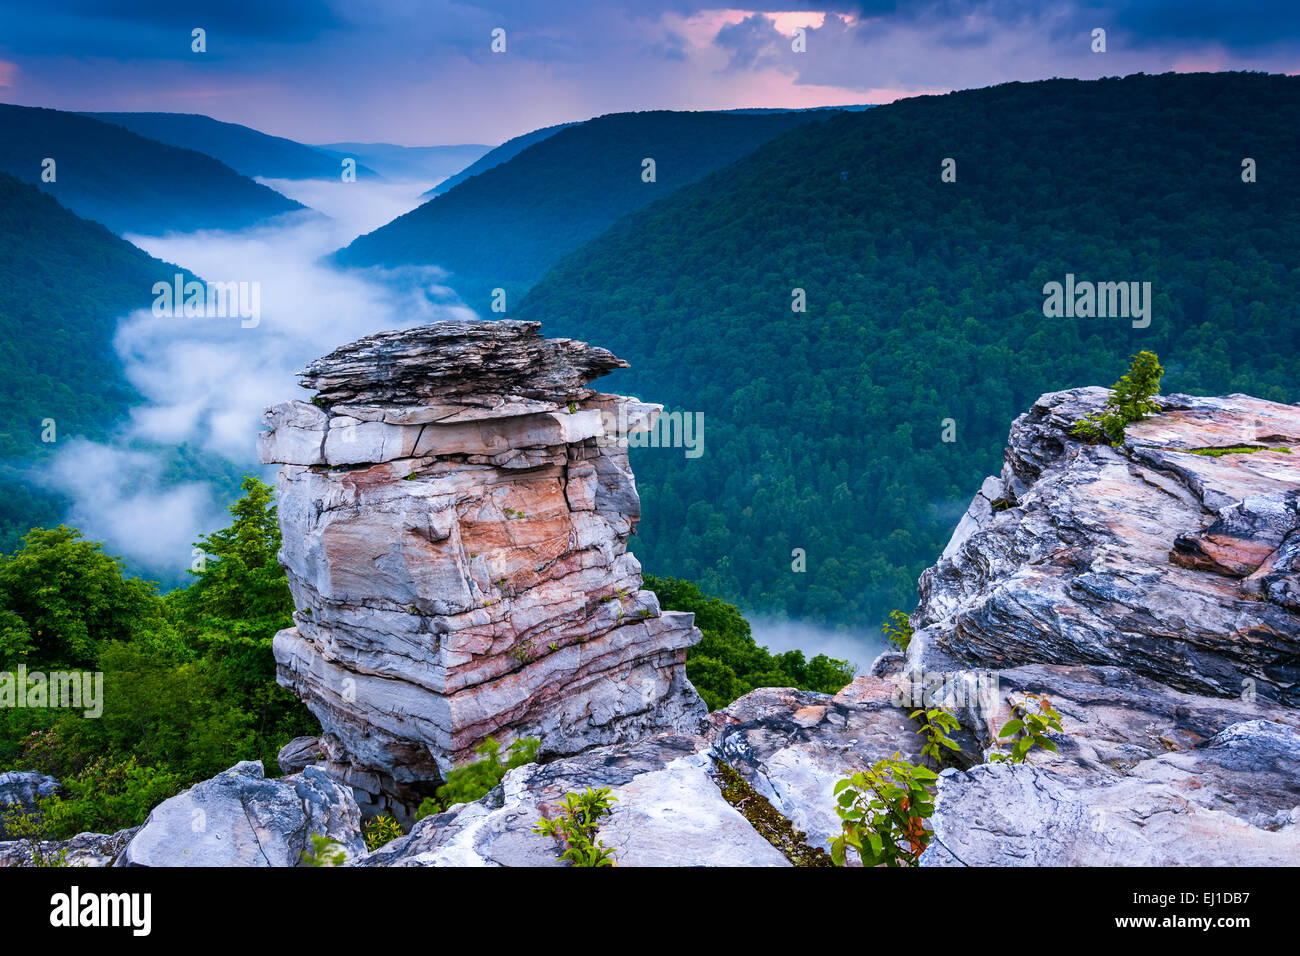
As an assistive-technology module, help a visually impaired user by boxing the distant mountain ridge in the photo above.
[318,142,490,183]
[334,109,842,309]
[83,111,382,182]
[0,104,304,235]
[419,122,577,198]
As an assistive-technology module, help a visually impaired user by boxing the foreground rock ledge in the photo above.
[910,388,1300,703]
[259,319,707,816]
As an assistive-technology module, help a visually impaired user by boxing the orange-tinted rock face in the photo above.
[259,320,706,816]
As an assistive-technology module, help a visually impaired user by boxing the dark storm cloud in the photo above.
[716,13,785,71]
[831,0,1300,50]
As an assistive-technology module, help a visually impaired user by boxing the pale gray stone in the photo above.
[119,761,364,867]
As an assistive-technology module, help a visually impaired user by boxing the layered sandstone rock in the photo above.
[910,388,1300,703]
[902,388,1300,865]
[259,320,706,815]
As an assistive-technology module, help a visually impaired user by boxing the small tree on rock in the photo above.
[1072,350,1164,445]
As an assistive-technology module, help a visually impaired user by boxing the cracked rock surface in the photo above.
[118,761,365,867]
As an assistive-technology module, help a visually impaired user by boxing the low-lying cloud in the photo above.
[40,178,475,583]
[747,615,885,675]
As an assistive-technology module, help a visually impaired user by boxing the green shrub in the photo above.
[990,693,1064,764]
[1071,350,1164,445]
[0,805,70,866]
[533,787,618,867]
[362,814,404,851]
[830,753,937,867]
[38,754,185,839]
[414,736,540,820]
[301,834,347,867]
[910,705,961,767]
[883,609,913,651]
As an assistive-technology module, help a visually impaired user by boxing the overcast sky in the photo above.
[2,1,1297,145]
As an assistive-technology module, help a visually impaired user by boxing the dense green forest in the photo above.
[0,104,304,234]
[0,174,205,552]
[517,71,1300,630]
[333,109,841,309]
[646,574,854,710]
[0,479,838,837]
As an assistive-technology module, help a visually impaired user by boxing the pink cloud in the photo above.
[0,60,17,87]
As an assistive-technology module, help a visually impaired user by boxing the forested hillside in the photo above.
[0,104,304,234]
[517,71,1300,629]
[0,174,202,551]
[419,122,575,197]
[333,109,838,308]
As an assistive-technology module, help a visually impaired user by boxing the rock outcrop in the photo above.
[902,388,1300,865]
[0,827,137,868]
[262,375,1298,866]
[910,388,1300,702]
[259,320,707,815]
[119,761,365,867]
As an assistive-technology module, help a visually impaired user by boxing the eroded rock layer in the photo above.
[260,320,706,814]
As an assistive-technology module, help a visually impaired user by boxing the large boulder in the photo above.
[910,389,1300,702]
[119,761,365,867]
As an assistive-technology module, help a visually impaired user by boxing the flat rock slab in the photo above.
[298,319,628,408]
[923,720,1300,866]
